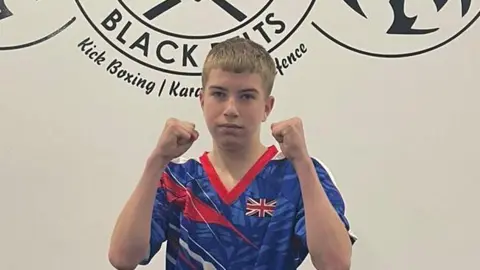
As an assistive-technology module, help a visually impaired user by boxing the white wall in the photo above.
[1,1,479,269]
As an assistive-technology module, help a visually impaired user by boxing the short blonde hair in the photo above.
[201,37,276,96]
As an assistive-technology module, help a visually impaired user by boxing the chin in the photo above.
[215,136,245,150]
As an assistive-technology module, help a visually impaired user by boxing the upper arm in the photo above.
[293,158,357,259]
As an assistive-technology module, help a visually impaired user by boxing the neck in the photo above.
[209,139,267,175]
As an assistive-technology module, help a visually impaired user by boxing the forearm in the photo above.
[108,157,168,269]
[293,157,352,270]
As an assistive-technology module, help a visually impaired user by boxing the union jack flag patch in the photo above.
[245,197,276,218]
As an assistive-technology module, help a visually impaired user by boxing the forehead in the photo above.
[205,69,265,92]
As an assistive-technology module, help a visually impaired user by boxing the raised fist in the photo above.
[271,117,309,161]
[151,118,199,162]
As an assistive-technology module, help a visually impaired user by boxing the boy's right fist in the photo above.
[152,118,199,162]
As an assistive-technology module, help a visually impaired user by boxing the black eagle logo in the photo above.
[344,0,473,34]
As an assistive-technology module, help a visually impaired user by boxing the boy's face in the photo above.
[200,68,274,149]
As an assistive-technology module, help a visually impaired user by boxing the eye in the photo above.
[212,91,225,98]
[241,94,255,100]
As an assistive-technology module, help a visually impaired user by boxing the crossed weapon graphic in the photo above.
[144,0,247,22]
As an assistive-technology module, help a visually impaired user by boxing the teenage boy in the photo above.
[109,37,356,270]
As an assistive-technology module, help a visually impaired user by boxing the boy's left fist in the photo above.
[271,117,309,161]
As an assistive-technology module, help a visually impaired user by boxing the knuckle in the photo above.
[183,121,195,130]
[167,117,177,123]
[166,118,178,127]
[293,117,302,125]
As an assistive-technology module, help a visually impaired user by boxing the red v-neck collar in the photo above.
[199,145,278,205]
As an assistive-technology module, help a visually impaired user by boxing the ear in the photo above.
[199,89,205,110]
[263,95,275,122]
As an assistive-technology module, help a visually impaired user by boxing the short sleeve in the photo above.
[293,158,357,262]
[139,172,175,265]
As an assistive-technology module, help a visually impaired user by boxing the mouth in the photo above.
[218,123,242,129]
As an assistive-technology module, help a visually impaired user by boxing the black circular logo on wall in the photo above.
[0,0,75,51]
[2,1,478,63]
[311,0,480,57]
[74,0,316,76]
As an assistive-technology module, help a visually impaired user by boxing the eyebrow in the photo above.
[209,85,259,93]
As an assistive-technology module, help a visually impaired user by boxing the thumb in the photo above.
[271,123,284,143]
[191,129,199,141]
[273,132,284,143]
[178,130,199,145]
[272,129,284,143]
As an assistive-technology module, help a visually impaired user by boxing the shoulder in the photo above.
[162,155,202,186]
[271,151,338,196]
[167,156,199,167]
[272,151,335,182]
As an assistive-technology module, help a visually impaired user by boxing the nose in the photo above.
[223,97,239,117]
